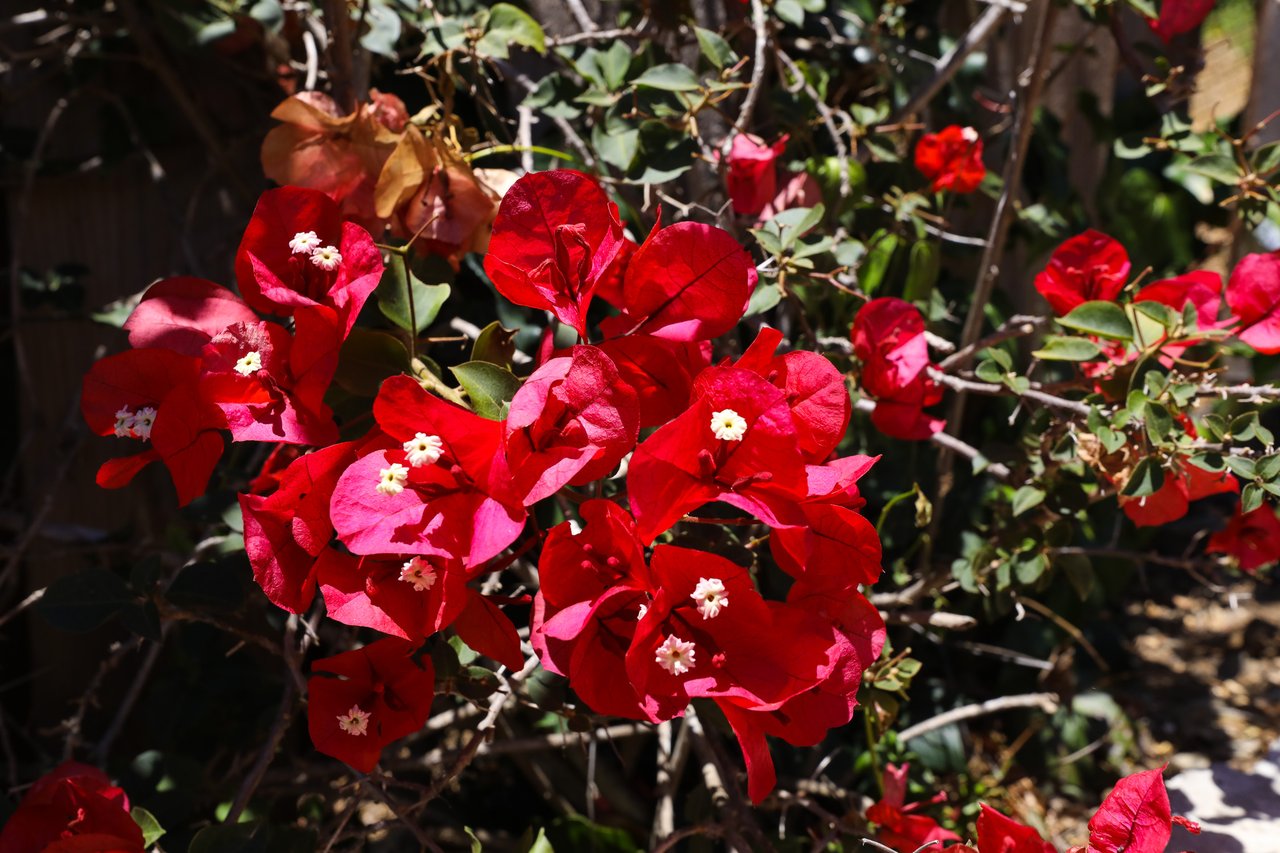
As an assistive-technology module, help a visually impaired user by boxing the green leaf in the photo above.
[858,231,898,294]
[974,360,1005,384]
[1185,152,1240,184]
[745,283,783,316]
[37,568,135,633]
[1012,485,1045,517]
[633,63,701,92]
[694,26,737,69]
[471,321,519,366]
[1242,482,1265,514]
[1014,552,1048,585]
[1255,141,1280,176]
[775,0,806,26]
[478,3,546,58]
[132,806,166,847]
[359,2,402,58]
[1058,301,1134,341]
[376,260,450,335]
[333,329,409,397]
[1144,401,1175,444]
[1059,553,1095,600]
[451,361,521,419]
[1225,455,1258,479]
[1122,458,1164,497]
[903,240,940,303]
[591,119,639,171]
[1033,335,1102,361]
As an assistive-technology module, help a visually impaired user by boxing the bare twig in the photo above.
[854,399,1013,480]
[938,315,1049,371]
[563,0,597,32]
[896,692,1058,742]
[891,4,1011,123]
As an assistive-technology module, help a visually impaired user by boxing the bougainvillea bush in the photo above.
[5,0,1279,850]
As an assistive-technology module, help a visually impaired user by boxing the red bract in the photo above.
[1224,252,1280,354]
[307,638,435,773]
[595,335,710,428]
[726,133,787,216]
[484,169,625,336]
[770,503,882,599]
[1079,766,1199,853]
[759,170,823,222]
[627,366,809,543]
[318,550,469,640]
[737,326,851,462]
[1149,0,1216,42]
[915,125,985,194]
[602,219,757,342]
[504,345,639,504]
[970,804,1056,853]
[329,375,525,565]
[82,348,226,506]
[852,298,945,440]
[1119,456,1236,528]
[123,276,260,356]
[866,762,961,851]
[1134,269,1228,363]
[234,186,384,335]
[241,440,370,613]
[1033,230,1131,316]
[1207,503,1280,571]
[0,762,144,853]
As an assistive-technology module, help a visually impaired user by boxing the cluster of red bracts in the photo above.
[83,168,890,797]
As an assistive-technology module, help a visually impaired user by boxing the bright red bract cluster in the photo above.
[0,762,144,853]
[88,169,887,796]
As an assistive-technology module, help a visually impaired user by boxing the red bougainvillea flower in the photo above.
[484,169,625,337]
[1225,252,1280,354]
[725,133,787,216]
[1033,230,1131,316]
[1118,455,1237,528]
[234,186,384,335]
[307,638,435,773]
[736,326,851,463]
[1149,0,1216,42]
[595,335,711,428]
[0,761,144,853]
[947,804,1055,853]
[531,500,654,718]
[1134,269,1229,362]
[626,546,835,721]
[627,366,809,542]
[1207,503,1280,572]
[852,298,945,440]
[329,375,525,565]
[1073,766,1200,853]
[866,762,961,850]
[914,125,986,194]
[504,345,639,504]
[122,276,260,356]
[759,170,823,222]
[770,502,882,600]
[82,348,226,506]
[599,215,757,342]
[261,90,407,229]
[241,439,372,613]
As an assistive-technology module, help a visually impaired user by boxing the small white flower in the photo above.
[961,126,979,143]
[399,557,438,592]
[337,705,371,736]
[289,231,321,255]
[376,463,410,496]
[234,350,263,376]
[710,408,748,441]
[637,603,649,621]
[655,634,696,676]
[131,407,157,441]
[690,577,728,620]
[113,407,135,438]
[402,433,444,467]
[310,245,343,271]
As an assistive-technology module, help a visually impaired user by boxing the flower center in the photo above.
[655,634,697,676]
[130,407,157,441]
[690,577,728,619]
[337,704,371,736]
[289,231,321,255]
[402,432,444,467]
[961,126,979,143]
[376,463,410,496]
[113,407,136,438]
[709,408,747,441]
[310,245,343,271]
[234,350,263,376]
[399,557,438,592]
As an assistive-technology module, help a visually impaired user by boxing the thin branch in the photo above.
[929,370,1092,416]
[854,399,1013,480]
[895,692,1058,742]
[891,4,1011,122]
[563,0,597,32]
[938,315,1049,372]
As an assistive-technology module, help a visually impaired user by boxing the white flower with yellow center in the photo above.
[337,705,370,736]
[710,408,747,441]
[399,558,438,592]
[310,245,343,270]
[131,407,157,441]
[690,577,728,620]
[376,463,409,496]
[113,407,135,438]
[655,634,696,676]
[289,231,321,255]
[234,350,263,376]
[402,433,444,467]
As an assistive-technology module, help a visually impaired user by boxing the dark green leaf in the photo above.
[903,240,940,303]
[1185,152,1240,184]
[1012,485,1045,517]
[334,329,409,397]
[1122,458,1164,497]
[478,3,546,58]
[1242,482,1264,514]
[376,260,450,335]
[633,63,701,92]
[471,321,519,366]
[1033,336,1102,361]
[1058,301,1134,341]
[858,231,898,294]
[451,361,521,420]
[694,26,737,69]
